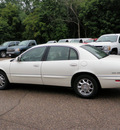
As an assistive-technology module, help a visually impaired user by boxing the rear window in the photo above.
[81,45,108,59]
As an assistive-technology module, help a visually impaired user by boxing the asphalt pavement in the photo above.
[0,58,120,130]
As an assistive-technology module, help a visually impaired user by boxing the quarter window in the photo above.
[69,48,78,60]
[20,47,46,61]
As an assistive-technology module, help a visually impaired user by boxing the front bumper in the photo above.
[6,51,21,57]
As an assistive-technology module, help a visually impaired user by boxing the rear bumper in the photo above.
[98,75,120,88]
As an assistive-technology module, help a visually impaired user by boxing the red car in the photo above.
[84,38,97,44]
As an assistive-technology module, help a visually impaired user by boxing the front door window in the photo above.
[20,47,46,61]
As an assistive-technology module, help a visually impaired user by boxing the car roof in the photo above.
[33,42,85,49]
[101,34,120,36]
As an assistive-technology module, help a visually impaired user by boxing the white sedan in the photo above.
[0,43,120,98]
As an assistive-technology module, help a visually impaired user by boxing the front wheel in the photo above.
[0,51,6,58]
[110,49,117,55]
[73,75,99,98]
[0,71,9,90]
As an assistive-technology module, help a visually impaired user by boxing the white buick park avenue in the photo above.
[0,43,120,98]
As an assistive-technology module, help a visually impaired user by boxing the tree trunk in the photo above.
[78,21,80,38]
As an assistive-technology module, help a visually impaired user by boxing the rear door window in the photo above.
[46,46,78,61]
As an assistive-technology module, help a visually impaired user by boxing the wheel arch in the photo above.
[0,69,10,83]
[110,48,118,54]
[71,72,101,89]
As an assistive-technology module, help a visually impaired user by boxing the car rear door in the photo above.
[42,46,79,87]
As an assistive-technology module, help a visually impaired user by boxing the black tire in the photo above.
[110,50,117,55]
[11,55,16,58]
[73,75,99,98]
[0,51,6,58]
[0,71,9,90]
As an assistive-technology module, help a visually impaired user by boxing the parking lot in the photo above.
[0,58,120,130]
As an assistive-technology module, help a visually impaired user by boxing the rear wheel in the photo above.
[0,71,9,90]
[73,75,99,98]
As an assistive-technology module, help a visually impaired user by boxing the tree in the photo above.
[1,0,120,43]
[39,0,68,41]
[0,17,11,43]
[0,3,22,42]
[23,8,46,43]
[61,0,85,38]
[81,0,120,38]
[23,0,69,43]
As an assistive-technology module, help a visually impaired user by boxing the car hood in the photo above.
[8,46,26,50]
[0,46,7,50]
[89,42,112,46]
[0,58,12,63]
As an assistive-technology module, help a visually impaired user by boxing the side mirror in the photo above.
[17,56,21,62]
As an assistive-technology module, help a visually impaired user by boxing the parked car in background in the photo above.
[70,38,90,43]
[7,40,37,58]
[47,40,57,43]
[84,38,97,44]
[70,39,83,43]
[89,34,120,54]
[1,43,120,98]
[58,39,73,43]
[0,41,20,58]
[58,38,90,43]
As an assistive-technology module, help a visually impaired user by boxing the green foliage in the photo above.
[23,8,47,43]
[81,0,120,37]
[23,0,68,43]
[0,17,11,43]
[0,0,120,43]
[0,3,22,43]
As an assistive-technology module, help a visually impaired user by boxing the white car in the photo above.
[70,38,90,43]
[47,40,57,43]
[89,34,120,54]
[0,43,120,98]
[58,39,73,43]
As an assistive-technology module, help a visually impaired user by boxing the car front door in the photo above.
[10,46,46,84]
[42,46,79,87]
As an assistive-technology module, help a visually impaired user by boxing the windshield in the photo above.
[81,45,108,59]
[97,35,118,42]
[2,42,10,46]
[18,41,29,46]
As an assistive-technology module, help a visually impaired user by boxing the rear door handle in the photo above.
[70,63,77,66]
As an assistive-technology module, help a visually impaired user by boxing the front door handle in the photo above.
[33,64,39,67]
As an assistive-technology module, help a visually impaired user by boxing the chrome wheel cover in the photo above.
[77,78,94,96]
[0,74,5,88]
